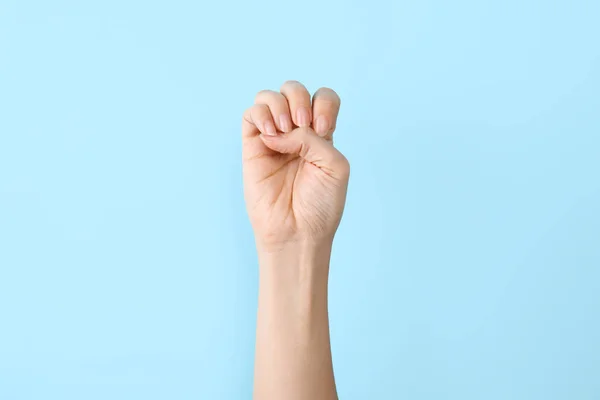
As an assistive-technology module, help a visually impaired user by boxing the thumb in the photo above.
[260,127,349,178]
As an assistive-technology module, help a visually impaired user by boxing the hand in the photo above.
[242,81,350,251]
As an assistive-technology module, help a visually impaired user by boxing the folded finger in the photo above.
[242,104,277,138]
[312,87,341,138]
[280,80,312,128]
[254,90,293,133]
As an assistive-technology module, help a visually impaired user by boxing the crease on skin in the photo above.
[242,114,255,132]
[293,133,341,179]
[246,134,297,161]
[256,156,298,184]
[269,169,289,210]
[250,189,268,213]
[243,138,278,162]
[290,163,299,226]
[301,155,339,181]
[244,152,271,162]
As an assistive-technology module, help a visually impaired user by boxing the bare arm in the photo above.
[241,81,348,400]
[254,244,336,399]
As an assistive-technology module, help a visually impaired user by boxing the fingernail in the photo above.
[263,120,277,136]
[296,107,310,127]
[315,115,330,136]
[279,114,292,133]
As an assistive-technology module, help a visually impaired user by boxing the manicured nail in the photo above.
[263,120,277,136]
[315,115,330,136]
[296,107,310,127]
[279,114,292,133]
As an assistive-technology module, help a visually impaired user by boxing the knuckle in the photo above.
[281,80,302,88]
[315,86,334,95]
[280,80,308,97]
[254,89,276,103]
[314,87,341,104]
[243,105,256,119]
[251,104,269,118]
[242,107,251,124]
[255,90,288,110]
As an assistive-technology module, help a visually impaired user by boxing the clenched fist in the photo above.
[242,81,350,251]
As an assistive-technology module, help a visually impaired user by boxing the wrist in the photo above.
[256,235,334,256]
[257,239,333,273]
[257,239,333,305]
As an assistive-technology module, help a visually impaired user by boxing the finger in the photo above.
[242,104,277,138]
[280,80,312,128]
[312,87,341,138]
[260,127,350,179]
[254,90,293,133]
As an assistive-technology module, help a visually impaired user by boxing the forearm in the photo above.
[253,241,337,400]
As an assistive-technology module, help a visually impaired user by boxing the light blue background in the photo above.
[1,0,599,399]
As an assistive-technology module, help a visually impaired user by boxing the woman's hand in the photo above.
[242,81,350,251]
[244,81,345,399]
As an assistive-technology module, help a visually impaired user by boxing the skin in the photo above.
[242,81,349,400]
